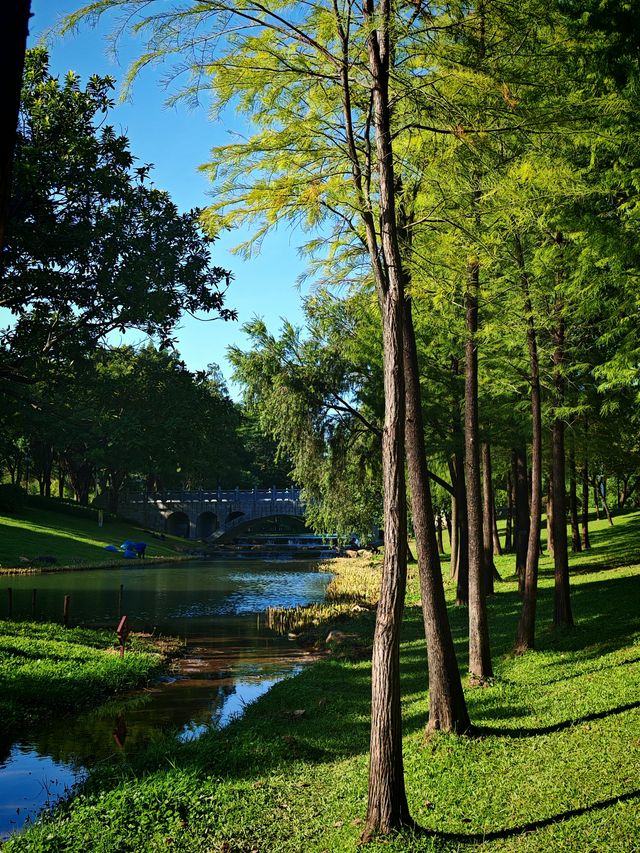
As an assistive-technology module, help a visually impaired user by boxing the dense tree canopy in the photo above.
[1,48,235,384]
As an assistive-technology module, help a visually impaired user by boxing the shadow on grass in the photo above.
[411,789,640,846]
[475,699,640,738]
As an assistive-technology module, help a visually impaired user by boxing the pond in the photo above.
[0,559,333,838]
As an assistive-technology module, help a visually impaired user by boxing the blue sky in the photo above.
[28,1,309,394]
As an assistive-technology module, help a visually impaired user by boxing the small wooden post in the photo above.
[63,594,70,627]
[31,588,37,619]
[116,615,129,658]
[7,587,12,618]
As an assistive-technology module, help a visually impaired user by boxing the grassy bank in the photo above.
[4,512,640,852]
[0,506,189,572]
[0,621,180,732]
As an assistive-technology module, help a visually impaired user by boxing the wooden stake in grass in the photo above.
[63,594,70,628]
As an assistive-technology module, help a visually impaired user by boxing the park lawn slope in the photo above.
[3,513,640,853]
[0,506,188,571]
[0,621,176,732]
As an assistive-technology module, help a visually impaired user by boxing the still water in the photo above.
[0,560,332,837]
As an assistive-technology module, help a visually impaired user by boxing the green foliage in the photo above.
[229,290,384,539]
[0,483,27,513]
[2,47,233,376]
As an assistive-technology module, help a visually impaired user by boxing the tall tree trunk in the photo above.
[454,448,469,604]
[547,471,554,557]
[514,234,543,652]
[481,442,496,593]
[361,9,413,836]
[403,298,470,733]
[436,512,445,555]
[568,438,582,552]
[0,0,31,252]
[600,477,614,526]
[513,447,530,591]
[581,458,591,550]
[448,458,459,579]
[465,255,492,681]
[551,291,573,628]
[505,469,513,553]
[491,495,503,557]
[592,477,601,520]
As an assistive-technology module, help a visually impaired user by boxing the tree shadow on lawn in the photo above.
[413,789,640,847]
[140,570,639,784]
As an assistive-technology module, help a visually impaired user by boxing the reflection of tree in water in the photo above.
[30,674,238,768]
[0,734,14,766]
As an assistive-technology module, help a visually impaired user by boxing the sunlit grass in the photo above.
[5,511,640,853]
[0,506,188,571]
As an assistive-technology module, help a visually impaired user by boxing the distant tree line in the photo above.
[0,49,290,511]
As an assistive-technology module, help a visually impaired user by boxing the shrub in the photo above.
[0,483,28,513]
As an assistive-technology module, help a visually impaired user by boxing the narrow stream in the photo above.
[0,560,332,838]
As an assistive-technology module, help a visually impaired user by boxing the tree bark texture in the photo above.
[513,447,530,591]
[436,513,445,555]
[403,298,470,734]
[515,236,542,652]
[546,471,554,557]
[600,477,614,526]
[551,296,573,628]
[361,5,413,836]
[448,459,459,579]
[505,469,513,553]
[581,459,591,550]
[592,478,601,520]
[481,442,496,593]
[0,0,31,252]
[568,438,582,552]
[491,496,503,557]
[454,449,469,604]
[465,256,492,680]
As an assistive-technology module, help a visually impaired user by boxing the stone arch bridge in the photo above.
[118,487,305,540]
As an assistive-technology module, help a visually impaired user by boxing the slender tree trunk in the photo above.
[592,477,601,520]
[481,442,496,593]
[361,9,413,836]
[454,448,469,604]
[581,458,591,550]
[465,254,492,681]
[505,469,513,553]
[403,298,470,734]
[436,513,445,555]
[600,477,614,526]
[514,234,543,652]
[491,495,503,556]
[513,447,530,591]
[568,438,582,552]
[551,290,573,628]
[448,458,459,579]
[547,471,555,557]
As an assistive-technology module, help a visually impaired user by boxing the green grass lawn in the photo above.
[0,621,174,733]
[3,512,640,852]
[0,506,189,570]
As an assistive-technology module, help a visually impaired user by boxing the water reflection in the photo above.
[0,560,331,837]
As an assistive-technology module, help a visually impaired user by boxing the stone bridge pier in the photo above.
[118,487,305,539]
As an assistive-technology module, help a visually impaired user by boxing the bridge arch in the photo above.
[225,510,245,524]
[196,511,218,539]
[217,513,308,542]
[166,511,190,538]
